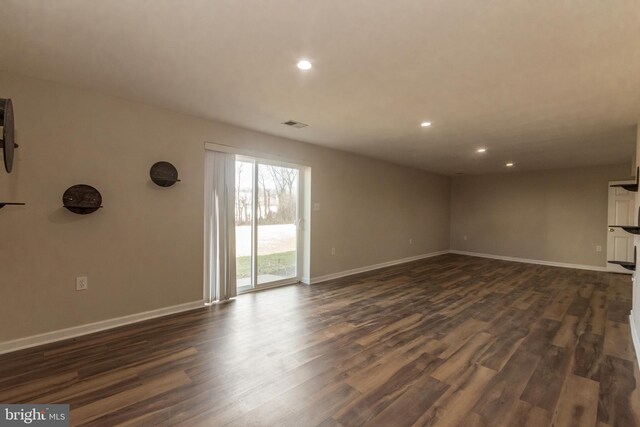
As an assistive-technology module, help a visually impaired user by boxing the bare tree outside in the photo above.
[267,166,297,224]
[235,161,252,225]
[235,164,297,225]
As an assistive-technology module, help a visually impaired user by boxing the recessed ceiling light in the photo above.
[297,60,312,70]
[476,148,487,153]
[421,122,432,127]
[506,162,514,167]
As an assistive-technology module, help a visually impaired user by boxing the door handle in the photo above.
[609,228,615,232]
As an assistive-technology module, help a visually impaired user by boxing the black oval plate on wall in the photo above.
[150,161,180,187]
[63,184,103,214]
[0,98,16,173]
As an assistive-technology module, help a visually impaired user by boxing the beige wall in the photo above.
[0,71,451,342]
[450,164,631,267]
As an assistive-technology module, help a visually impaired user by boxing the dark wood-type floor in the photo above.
[1,254,639,426]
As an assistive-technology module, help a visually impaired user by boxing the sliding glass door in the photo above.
[235,157,301,292]
[256,163,299,285]
[235,159,254,292]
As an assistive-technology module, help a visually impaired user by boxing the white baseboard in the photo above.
[449,250,608,272]
[630,312,640,369]
[303,250,450,285]
[0,300,205,355]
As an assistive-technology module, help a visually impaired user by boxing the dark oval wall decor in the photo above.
[0,98,17,173]
[150,161,180,187]
[63,184,103,215]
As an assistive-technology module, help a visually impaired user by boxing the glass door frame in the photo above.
[236,154,303,293]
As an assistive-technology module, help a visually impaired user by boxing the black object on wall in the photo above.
[0,202,25,209]
[63,184,103,214]
[609,206,640,235]
[610,167,639,192]
[608,245,636,272]
[0,98,18,173]
[150,161,180,187]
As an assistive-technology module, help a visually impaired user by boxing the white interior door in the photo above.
[607,183,635,274]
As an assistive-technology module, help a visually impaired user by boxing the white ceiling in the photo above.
[1,0,639,175]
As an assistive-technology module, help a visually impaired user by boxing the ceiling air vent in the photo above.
[282,120,308,129]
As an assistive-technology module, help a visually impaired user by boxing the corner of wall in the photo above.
[448,174,456,251]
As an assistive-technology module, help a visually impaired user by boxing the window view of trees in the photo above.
[235,163,298,225]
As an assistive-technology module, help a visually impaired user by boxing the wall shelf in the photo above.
[608,225,640,235]
[607,260,636,271]
[608,246,636,271]
[0,202,25,209]
[610,167,639,192]
[63,205,103,212]
[609,206,640,235]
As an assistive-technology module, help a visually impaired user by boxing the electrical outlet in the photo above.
[596,245,602,253]
[463,235,468,241]
[76,276,88,291]
[331,247,336,256]
[409,238,413,245]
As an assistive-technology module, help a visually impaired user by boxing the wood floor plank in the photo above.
[573,332,605,380]
[597,355,639,426]
[365,375,449,427]
[423,318,489,360]
[335,352,441,425]
[503,400,551,427]
[603,320,635,361]
[607,299,632,324]
[586,291,607,335]
[542,289,575,321]
[412,364,496,427]
[0,371,78,403]
[552,314,583,349]
[551,374,600,427]
[520,318,561,357]
[355,313,425,346]
[466,350,540,426]
[70,370,192,425]
[520,345,571,411]
[431,332,493,383]
[345,335,432,393]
